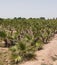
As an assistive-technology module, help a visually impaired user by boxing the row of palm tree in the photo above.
[0,17,57,64]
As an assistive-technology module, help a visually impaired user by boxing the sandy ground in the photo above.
[20,34,57,65]
[0,47,11,65]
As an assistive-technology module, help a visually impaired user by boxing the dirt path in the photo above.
[0,47,11,65]
[20,34,57,65]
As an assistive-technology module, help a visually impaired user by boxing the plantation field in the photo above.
[0,34,57,65]
[20,34,57,65]
[0,17,57,65]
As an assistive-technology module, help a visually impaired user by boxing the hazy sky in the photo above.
[0,0,57,18]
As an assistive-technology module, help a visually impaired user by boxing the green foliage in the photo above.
[10,45,18,52]
[0,17,57,64]
[0,31,6,38]
[18,42,26,50]
[36,40,43,50]
[11,53,22,63]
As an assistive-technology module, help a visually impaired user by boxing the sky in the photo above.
[0,0,57,18]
